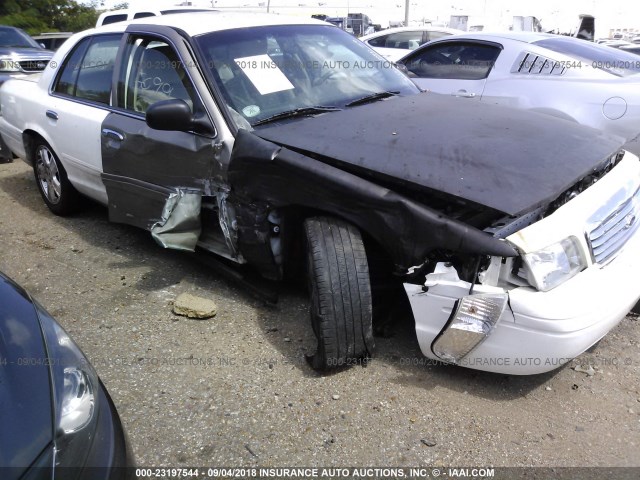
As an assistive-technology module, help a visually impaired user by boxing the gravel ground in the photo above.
[1,159,639,468]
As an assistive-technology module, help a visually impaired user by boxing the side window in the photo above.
[426,31,452,42]
[367,34,389,48]
[53,34,120,104]
[102,14,127,25]
[379,31,424,50]
[75,36,121,104]
[117,36,197,115]
[133,12,156,19]
[53,37,91,96]
[404,42,501,80]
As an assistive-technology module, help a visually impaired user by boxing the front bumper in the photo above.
[404,152,640,375]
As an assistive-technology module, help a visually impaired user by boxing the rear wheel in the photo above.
[32,139,78,215]
[303,216,374,370]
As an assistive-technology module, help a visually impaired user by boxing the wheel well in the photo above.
[22,130,45,164]
[280,206,396,283]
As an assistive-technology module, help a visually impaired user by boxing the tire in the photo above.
[303,216,374,370]
[32,139,78,216]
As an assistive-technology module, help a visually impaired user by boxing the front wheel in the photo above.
[32,139,78,216]
[304,216,374,370]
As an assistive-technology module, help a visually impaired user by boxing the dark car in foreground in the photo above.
[0,272,132,479]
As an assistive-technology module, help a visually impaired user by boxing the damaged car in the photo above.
[1,12,639,375]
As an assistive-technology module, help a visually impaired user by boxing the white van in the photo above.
[96,7,217,27]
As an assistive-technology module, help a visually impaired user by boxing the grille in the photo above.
[18,60,48,72]
[587,187,640,264]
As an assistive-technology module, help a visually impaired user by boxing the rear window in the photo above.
[533,37,640,77]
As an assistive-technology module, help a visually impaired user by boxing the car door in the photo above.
[49,33,122,204]
[401,40,502,100]
[100,30,217,249]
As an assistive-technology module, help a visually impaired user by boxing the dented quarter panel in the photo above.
[228,130,517,270]
[254,93,625,217]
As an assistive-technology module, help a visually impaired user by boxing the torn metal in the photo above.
[151,190,202,251]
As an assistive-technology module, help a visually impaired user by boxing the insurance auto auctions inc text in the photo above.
[204,467,495,478]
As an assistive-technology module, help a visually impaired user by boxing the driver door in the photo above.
[401,40,502,100]
[100,32,216,241]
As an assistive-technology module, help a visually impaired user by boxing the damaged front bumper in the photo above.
[404,151,640,375]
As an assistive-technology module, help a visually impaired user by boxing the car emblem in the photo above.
[37,62,46,69]
[624,214,636,230]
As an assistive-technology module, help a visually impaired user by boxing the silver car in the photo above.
[398,32,640,153]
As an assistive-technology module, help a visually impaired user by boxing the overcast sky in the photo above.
[97,0,640,35]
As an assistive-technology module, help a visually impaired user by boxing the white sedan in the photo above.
[398,32,640,154]
[360,26,462,61]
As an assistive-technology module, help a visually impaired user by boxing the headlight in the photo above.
[0,58,21,72]
[521,236,587,292]
[35,302,99,469]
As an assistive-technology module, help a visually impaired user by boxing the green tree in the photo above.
[0,0,101,34]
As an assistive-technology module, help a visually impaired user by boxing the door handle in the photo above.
[453,90,476,98]
[101,129,124,142]
[46,110,58,120]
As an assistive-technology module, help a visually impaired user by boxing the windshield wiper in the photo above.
[345,91,400,107]
[252,106,341,127]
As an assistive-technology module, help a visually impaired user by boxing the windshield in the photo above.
[0,26,42,49]
[195,25,419,128]
[533,37,640,77]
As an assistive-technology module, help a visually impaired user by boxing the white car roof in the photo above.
[94,11,329,37]
[432,31,563,45]
[360,25,463,41]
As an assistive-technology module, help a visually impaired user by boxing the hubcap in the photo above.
[35,145,62,205]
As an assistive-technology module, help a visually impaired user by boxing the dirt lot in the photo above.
[1,159,639,469]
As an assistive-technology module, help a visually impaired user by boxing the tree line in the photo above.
[0,1,129,34]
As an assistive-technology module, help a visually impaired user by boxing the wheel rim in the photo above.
[35,145,62,205]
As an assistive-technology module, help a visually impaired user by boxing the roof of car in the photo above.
[360,25,463,40]
[95,11,329,37]
[433,31,565,44]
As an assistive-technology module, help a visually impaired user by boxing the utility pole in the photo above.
[267,0,270,13]
[404,0,410,26]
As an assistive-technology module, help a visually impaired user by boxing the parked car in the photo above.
[397,32,640,154]
[1,13,639,375]
[33,32,74,51]
[360,26,462,61]
[0,271,132,478]
[96,6,217,27]
[0,25,53,85]
[619,44,640,56]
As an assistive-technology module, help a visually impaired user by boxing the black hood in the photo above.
[255,93,625,216]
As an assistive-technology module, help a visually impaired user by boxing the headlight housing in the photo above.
[35,302,99,470]
[521,236,587,292]
[0,58,21,73]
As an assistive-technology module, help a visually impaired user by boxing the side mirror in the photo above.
[146,99,213,135]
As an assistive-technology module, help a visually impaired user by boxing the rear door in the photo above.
[48,33,122,203]
[101,29,217,238]
[401,40,502,100]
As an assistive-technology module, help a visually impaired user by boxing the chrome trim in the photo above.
[586,180,640,265]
